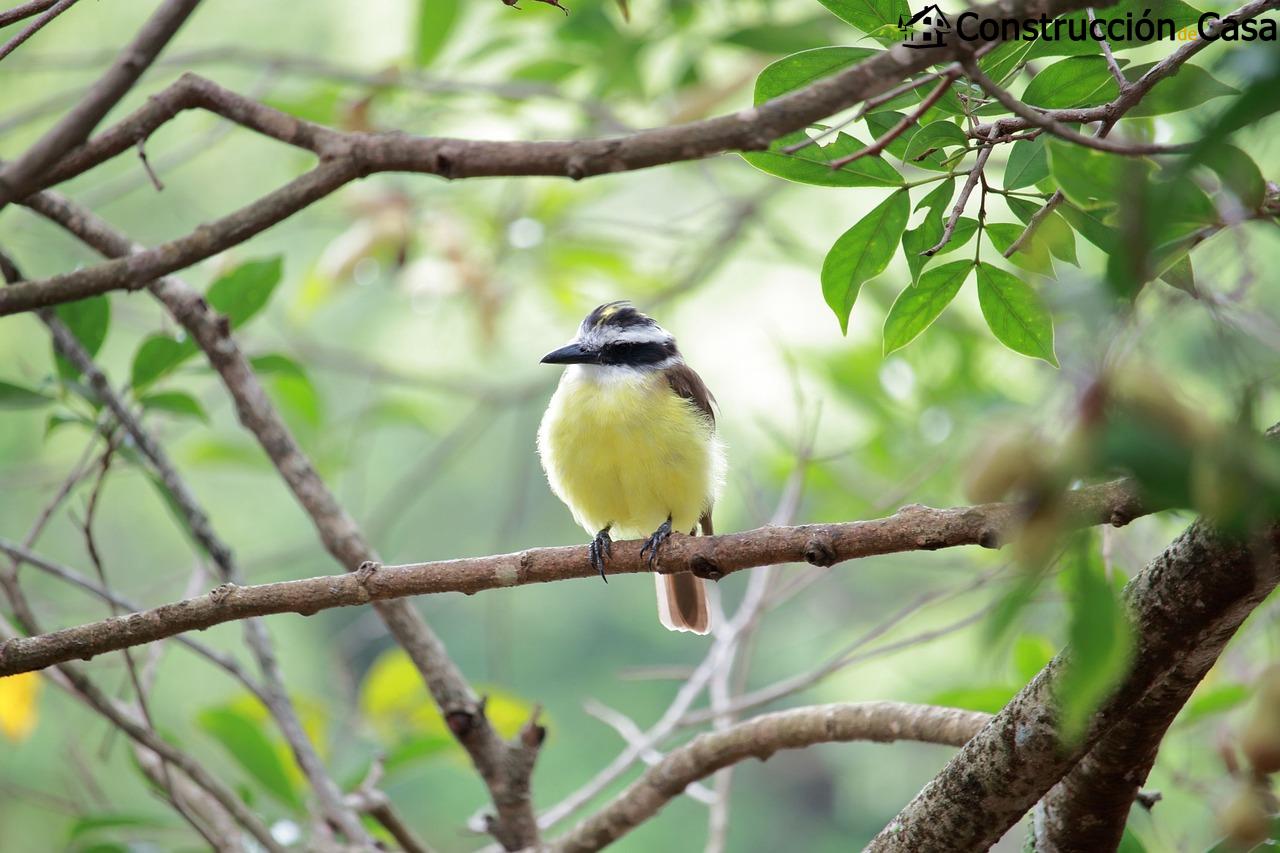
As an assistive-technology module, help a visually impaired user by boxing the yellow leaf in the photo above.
[359,648,537,747]
[0,672,41,742]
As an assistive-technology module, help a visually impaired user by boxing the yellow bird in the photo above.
[537,302,725,634]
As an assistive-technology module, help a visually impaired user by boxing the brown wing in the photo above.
[666,362,716,427]
[667,363,718,537]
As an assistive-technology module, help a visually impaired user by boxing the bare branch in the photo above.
[0,0,58,27]
[20,186,544,850]
[925,130,996,256]
[0,479,1151,677]
[550,702,990,852]
[0,0,201,210]
[0,0,80,63]
[1,248,374,844]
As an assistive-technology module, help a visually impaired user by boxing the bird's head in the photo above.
[540,302,680,370]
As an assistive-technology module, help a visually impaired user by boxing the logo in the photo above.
[898,5,952,48]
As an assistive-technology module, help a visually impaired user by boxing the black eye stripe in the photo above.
[598,340,676,366]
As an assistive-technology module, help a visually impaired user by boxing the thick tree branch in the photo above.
[549,702,991,853]
[20,187,544,851]
[867,472,1280,850]
[0,0,201,210]
[0,0,1114,316]
[0,479,1149,677]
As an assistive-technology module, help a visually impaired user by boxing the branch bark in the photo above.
[0,479,1150,677]
[0,0,201,210]
[0,0,1115,316]
[867,487,1280,851]
[19,186,543,851]
[549,702,991,853]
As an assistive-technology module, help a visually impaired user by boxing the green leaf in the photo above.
[883,260,971,354]
[53,296,110,380]
[67,813,174,841]
[987,223,1054,276]
[752,47,879,105]
[413,0,461,67]
[742,131,903,187]
[915,177,955,215]
[198,706,302,810]
[1028,0,1203,58]
[821,190,910,333]
[1047,140,1148,209]
[511,58,579,83]
[1125,61,1237,117]
[1013,634,1056,683]
[815,0,909,40]
[1007,197,1078,265]
[930,684,1019,714]
[1059,202,1118,252]
[1023,56,1121,109]
[1159,253,1196,296]
[975,263,1058,365]
[1200,143,1265,210]
[251,354,322,430]
[902,121,967,167]
[722,18,836,54]
[901,179,955,282]
[139,391,209,424]
[935,217,979,255]
[1003,138,1048,190]
[1057,535,1134,742]
[0,380,54,410]
[1178,683,1249,726]
[130,334,197,390]
[206,257,283,329]
[979,38,1036,84]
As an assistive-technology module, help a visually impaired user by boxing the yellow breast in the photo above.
[537,367,722,538]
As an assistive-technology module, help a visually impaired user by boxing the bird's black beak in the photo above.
[540,343,596,365]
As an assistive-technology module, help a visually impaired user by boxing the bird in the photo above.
[537,302,725,634]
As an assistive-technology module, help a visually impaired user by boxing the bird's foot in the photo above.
[589,527,613,583]
[640,516,673,570]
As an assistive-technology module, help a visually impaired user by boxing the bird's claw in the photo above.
[640,517,673,570]
[589,528,613,583]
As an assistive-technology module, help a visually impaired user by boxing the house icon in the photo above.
[898,4,951,48]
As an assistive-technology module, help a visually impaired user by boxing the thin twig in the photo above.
[0,0,79,63]
[828,72,958,170]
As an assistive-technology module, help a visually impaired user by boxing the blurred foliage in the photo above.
[0,0,1278,850]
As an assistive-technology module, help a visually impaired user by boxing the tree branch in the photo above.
[867,471,1280,850]
[0,251,373,845]
[0,0,1115,316]
[549,702,991,853]
[0,0,80,63]
[19,186,544,851]
[0,479,1150,677]
[0,0,201,210]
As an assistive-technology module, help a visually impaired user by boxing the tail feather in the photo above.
[654,510,714,635]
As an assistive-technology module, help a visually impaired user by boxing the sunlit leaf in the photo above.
[821,190,910,333]
[0,673,40,741]
[987,223,1054,276]
[815,0,909,40]
[883,260,971,354]
[742,132,903,187]
[930,684,1018,714]
[752,47,879,105]
[975,263,1058,365]
[1013,634,1056,683]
